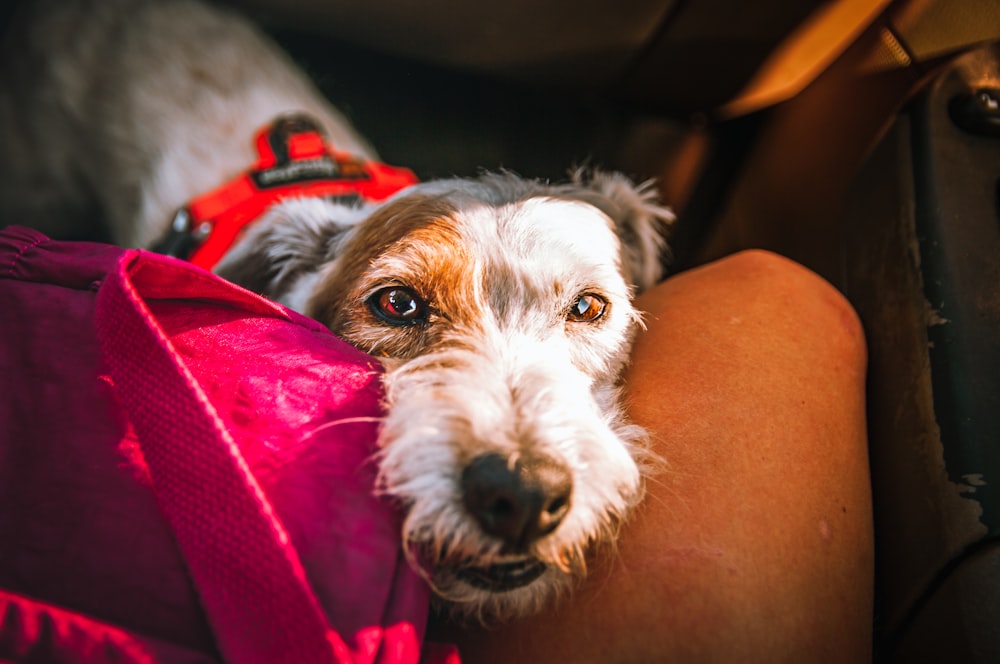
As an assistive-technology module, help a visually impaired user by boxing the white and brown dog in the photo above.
[0,0,672,622]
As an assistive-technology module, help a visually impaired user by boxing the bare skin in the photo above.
[432,249,874,662]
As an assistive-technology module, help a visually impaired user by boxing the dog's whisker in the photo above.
[298,416,385,443]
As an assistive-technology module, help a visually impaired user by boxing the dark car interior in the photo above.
[5,0,999,658]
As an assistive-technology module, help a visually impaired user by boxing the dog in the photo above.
[0,0,673,622]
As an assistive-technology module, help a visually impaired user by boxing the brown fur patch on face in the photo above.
[306,194,482,359]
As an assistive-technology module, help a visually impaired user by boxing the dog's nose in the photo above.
[461,452,573,550]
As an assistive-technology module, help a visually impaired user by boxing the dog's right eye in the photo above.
[369,286,428,325]
[567,293,607,323]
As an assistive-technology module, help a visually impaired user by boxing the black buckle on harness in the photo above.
[150,207,208,260]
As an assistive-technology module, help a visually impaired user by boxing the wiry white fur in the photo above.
[378,332,648,620]
[379,197,649,621]
[1,0,674,624]
[223,177,671,622]
[560,169,674,292]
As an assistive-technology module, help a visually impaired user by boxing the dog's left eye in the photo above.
[369,286,428,325]
[567,293,607,323]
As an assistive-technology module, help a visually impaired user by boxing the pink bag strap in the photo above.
[94,252,351,664]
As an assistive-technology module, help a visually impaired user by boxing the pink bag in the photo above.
[0,226,457,664]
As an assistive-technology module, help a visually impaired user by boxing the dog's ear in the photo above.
[214,197,364,303]
[555,169,674,293]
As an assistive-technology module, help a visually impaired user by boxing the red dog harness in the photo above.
[153,114,419,270]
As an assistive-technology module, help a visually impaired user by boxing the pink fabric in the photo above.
[0,588,214,663]
[0,226,456,664]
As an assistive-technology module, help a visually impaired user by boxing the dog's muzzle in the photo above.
[460,451,573,552]
[456,557,548,592]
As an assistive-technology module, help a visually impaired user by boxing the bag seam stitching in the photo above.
[4,234,48,278]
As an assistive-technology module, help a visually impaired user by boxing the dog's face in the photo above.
[216,171,672,621]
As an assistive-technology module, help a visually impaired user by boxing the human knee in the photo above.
[716,249,866,366]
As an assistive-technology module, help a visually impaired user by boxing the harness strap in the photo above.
[152,114,418,270]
